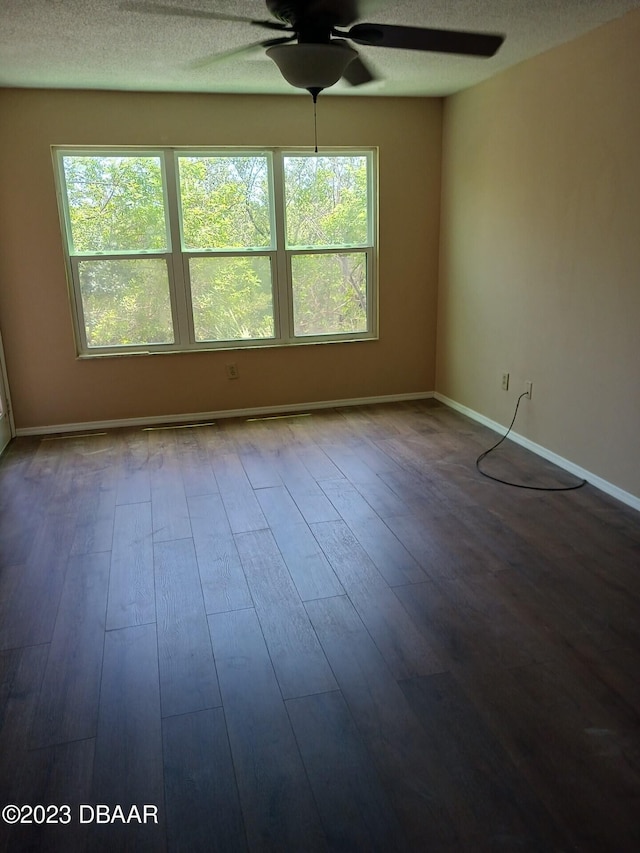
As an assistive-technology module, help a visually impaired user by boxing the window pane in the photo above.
[78,259,173,347]
[189,256,274,342]
[291,253,367,336]
[179,156,272,250]
[284,155,369,249]
[63,156,167,253]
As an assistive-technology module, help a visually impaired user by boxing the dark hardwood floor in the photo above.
[0,399,639,852]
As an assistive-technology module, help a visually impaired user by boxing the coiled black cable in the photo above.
[475,391,587,491]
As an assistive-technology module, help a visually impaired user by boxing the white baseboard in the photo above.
[434,392,640,512]
[13,388,639,511]
[15,391,434,438]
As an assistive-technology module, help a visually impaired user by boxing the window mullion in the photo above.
[271,151,291,342]
[164,151,192,345]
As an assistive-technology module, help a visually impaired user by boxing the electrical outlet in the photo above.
[226,363,239,380]
[525,381,533,399]
[501,372,510,391]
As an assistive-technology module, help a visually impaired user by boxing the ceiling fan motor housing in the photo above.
[265,0,359,32]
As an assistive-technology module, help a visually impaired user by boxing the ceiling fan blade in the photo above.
[119,2,291,32]
[347,23,504,58]
[190,36,294,70]
[342,54,377,86]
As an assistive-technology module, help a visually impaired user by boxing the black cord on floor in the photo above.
[475,392,587,491]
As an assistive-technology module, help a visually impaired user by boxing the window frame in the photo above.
[53,146,378,357]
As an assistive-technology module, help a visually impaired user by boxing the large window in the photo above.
[54,148,377,355]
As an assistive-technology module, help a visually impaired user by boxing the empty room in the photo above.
[0,1,639,850]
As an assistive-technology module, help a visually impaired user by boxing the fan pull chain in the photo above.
[307,87,322,153]
[313,97,318,153]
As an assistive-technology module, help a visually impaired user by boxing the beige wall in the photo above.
[0,90,441,429]
[437,10,640,500]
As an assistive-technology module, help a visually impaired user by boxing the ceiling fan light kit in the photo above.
[266,41,357,95]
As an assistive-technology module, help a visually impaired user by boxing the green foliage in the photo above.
[190,256,274,341]
[292,252,367,337]
[63,152,371,348]
[78,259,173,347]
[284,156,369,248]
[179,156,272,250]
[63,156,167,253]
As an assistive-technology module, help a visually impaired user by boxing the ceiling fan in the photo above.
[122,1,505,98]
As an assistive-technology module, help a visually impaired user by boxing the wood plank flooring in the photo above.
[0,399,639,852]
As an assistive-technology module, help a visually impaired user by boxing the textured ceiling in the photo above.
[1,0,640,97]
